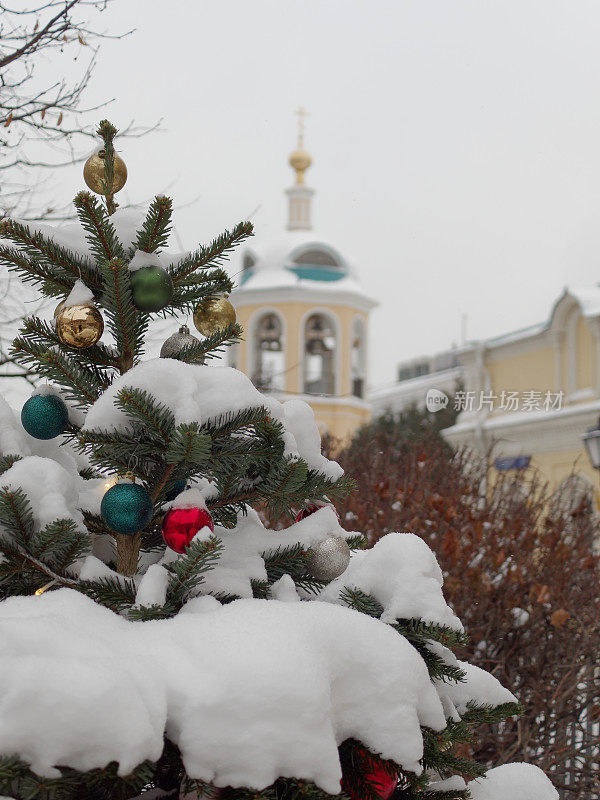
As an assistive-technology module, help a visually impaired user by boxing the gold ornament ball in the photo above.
[56,303,104,349]
[193,297,237,336]
[83,150,127,195]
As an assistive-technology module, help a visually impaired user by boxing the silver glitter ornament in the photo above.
[160,324,203,361]
[306,535,351,581]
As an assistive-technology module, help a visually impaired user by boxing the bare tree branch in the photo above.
[0,0,160,219]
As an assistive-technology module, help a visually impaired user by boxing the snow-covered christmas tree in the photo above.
[0,122,558,800]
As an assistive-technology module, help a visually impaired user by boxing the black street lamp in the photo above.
[582,416,600,470]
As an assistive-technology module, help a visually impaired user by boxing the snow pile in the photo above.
[440,661,517,715]
[63,279,94,308]
[0,589,445,790]
[0,456,87,535]
[0,394,85,475]
[318,532,463,630]
[467,763,558,800]
[428,774,467,793]
[134,564,170,608]
[159,506,352,600]
[128,249,173,271]
[0,394,28,456]
[83,360,343,479]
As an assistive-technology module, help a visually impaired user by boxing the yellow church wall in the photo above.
[233,300,370,439]
[309,401,372,441]
[486,346,556,397]
[444,293,600,505]
[575,316,596,391]
[234,301,368,397]
[529,450,597,492]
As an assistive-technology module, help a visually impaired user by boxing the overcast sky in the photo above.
[38,0,600,388]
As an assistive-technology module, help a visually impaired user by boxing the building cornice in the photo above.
[268,390,372,411]
[443,399,600,456]
[231,285,378,313]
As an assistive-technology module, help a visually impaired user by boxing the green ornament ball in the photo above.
[21,394,69,440]
[101,482,154,536]
[129,265,173,312]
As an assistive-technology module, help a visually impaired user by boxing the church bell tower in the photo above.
[230,113,377,439]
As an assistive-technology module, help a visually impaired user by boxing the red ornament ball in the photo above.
[342,747,398,800]
[295,502,340,523]
[295,504,320,522]
[341,748,397,800]
[162,506,214,553]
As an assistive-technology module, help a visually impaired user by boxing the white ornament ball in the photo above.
[306,535,351,581]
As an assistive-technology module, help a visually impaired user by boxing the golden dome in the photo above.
[289,148,312,184]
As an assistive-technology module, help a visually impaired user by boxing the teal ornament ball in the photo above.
[130,265,173,312]
[21,394,69,440]
[101,483,154,536]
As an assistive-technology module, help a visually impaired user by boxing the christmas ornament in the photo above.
[101,482,154,536]
[192,296,236,336]
[130,265,174,312]
[162,506,214,554]
[295,500,340,523]
[165,479,187,502]
[21,393,69,440]
[295,504,320,522]
[83,149,127,195]
[160,324,202,360]
[341,749,398,800]
[306,535,351,581]
[55,302,104,349]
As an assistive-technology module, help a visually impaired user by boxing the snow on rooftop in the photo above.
[231,230,377,306]
[563,284,600,318]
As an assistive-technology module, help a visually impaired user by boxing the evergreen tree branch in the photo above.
[76,576,137,612]
[167,535,223,601]
[17,315,118,369]
[165,423,212,467]
[11,336,107,405]
[169,221,254,283]
[168,322,243,365]
[0,454,22,476]
[0,487,34,548]
[135,195,173,253]
[97,119,120,216]
[101,257,147,372]
[170,268,235,313]
[0,243,79,297]
[115,387,176,440]
[0,217,102,291]
[74,190,126,264]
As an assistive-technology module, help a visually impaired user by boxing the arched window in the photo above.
[304,313,336,395]
[351,317,366,398]
[293,248,340,268]
[252,313,284,392]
